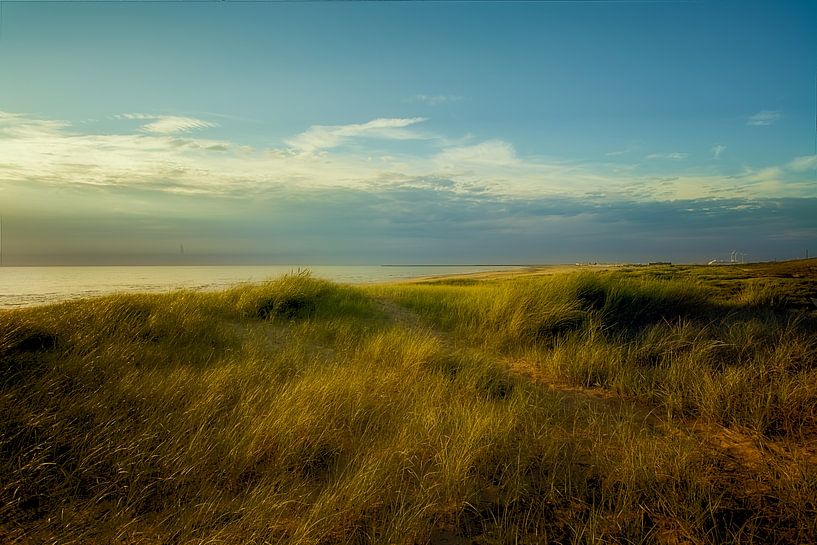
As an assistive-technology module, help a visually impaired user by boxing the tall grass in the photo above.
[375,273,711,348]
[376,271,817,441]
[2,268,815,543]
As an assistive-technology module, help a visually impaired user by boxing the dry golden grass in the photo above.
[2,262,816,544]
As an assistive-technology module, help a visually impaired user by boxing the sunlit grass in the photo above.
[2,263,816,543]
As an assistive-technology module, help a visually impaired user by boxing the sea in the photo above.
[0,265,524,309]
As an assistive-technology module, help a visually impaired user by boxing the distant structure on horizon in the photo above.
[708,250,747,265]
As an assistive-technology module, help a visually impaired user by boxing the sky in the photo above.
[0,0,815,265]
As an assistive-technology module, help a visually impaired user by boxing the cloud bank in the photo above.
[1,109,815,264]
[2,110,814,203]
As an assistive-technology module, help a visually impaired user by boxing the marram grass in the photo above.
[2,263,816,544]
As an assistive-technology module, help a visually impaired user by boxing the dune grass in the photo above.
[376,269,817,438]
[2,263,816,543]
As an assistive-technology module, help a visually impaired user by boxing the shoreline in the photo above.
[3,259,814,309]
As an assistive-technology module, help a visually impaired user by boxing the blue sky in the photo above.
[0,0,815,264]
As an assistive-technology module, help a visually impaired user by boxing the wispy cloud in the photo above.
[645,152,688,160]
[604,142,641,157]
[435,140,518,167]
[0,111,69,137]
[605,149,629,157]
[116,113,217,134]
[711,144,726,159]
[285,117,429,154]
[788,154,817,171]
[2,110,816,205]
[408,94,462,106]
[747,110,781,126]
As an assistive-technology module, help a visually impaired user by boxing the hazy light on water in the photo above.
[0,265,525,308]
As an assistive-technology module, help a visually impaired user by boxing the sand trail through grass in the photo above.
[375,292,665,433]
[369,263,817,543]
[376,289,789,485]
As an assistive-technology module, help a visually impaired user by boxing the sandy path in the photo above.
[371,294,817,487]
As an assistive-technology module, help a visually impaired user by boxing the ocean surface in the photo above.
[0,265,524,309]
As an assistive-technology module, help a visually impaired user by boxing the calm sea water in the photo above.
[0,265,523,309]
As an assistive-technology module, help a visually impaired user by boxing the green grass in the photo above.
[2,263,816,544]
